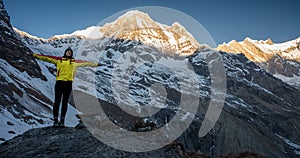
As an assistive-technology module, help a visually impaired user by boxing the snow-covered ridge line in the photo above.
[218,37,300,61]
[14,10,197,41]
[13,27,46,40]
[15,10,203,55]
[217,36,300,90]
[71,26,103,39]
[14,27,87,41]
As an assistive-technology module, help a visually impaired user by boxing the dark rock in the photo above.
[0,0,46,81]
[7,131,15,134]
[6,121,14,126]
[0,127,182,158]
[0,126,267,158]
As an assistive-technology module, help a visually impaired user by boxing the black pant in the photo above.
[53,81,72,122]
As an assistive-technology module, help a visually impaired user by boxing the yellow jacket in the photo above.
[33,54,99,81]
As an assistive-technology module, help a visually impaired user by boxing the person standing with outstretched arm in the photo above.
[33,47,100,127]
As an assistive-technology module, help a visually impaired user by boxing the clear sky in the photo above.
[3,0,300,45]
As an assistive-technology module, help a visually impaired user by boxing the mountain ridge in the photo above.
[217,37,300,89]
[15,10,202,56]
[218,37,300,62]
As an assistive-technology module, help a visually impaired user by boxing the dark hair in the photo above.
[63,47,73,58]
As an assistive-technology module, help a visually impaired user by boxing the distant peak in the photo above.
[171,22,186,30]
[243,37,255,42]
[121,10,153,19]
[122,10,150,17]
[243,37,274,45]
[115,10,154,24]
[264,38,273,45]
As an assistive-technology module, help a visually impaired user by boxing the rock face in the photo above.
[0,0,46,80]
[188,52,300,158]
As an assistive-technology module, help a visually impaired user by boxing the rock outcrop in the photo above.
[0,124,267,158]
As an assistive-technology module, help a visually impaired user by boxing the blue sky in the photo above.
[3,0,300,45]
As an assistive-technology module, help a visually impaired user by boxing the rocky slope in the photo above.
[0,125,268,158]
[86,39,300,157]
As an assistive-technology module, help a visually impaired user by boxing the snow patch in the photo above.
[276,134,300,155]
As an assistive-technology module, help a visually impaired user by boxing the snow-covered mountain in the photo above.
[1,0,300,157]
[99,10,202,55]
[16,10,202,56]
[217,37,300,89]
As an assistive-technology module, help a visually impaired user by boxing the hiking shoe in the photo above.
[53,122,59,128]
[59,122,65,127]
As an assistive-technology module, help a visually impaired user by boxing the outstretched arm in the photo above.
[33,54,61,64]
[75,60,100,67]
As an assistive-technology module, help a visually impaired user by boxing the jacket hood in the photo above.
[63,47,74,58]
